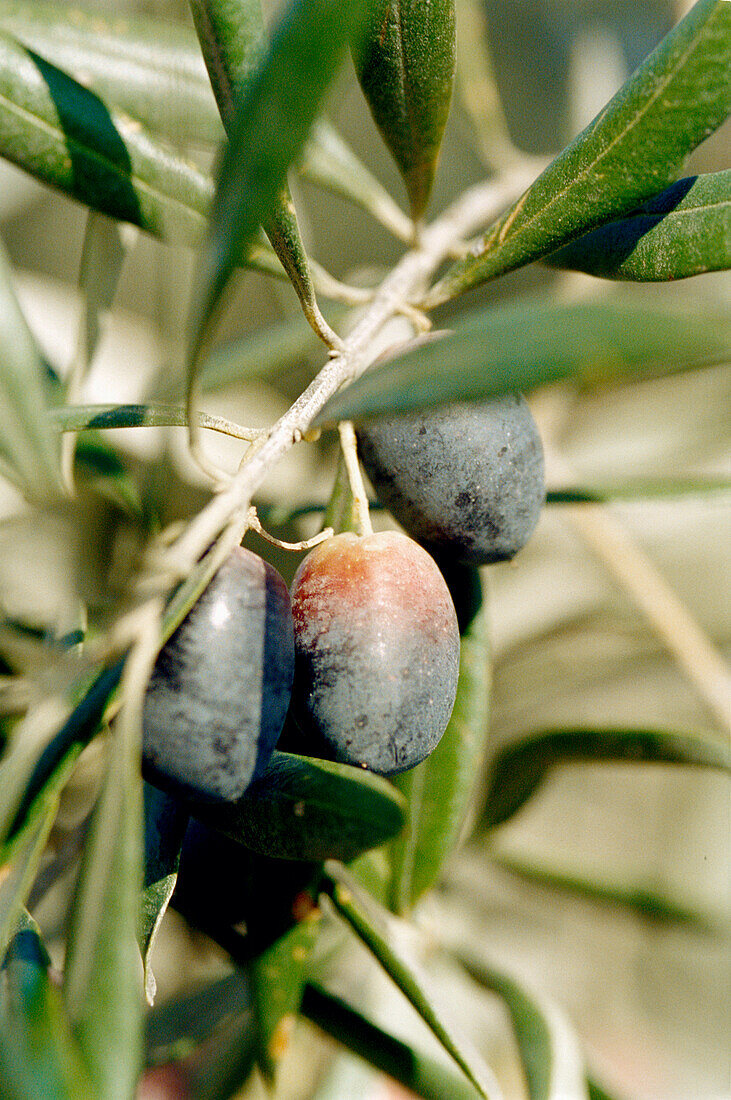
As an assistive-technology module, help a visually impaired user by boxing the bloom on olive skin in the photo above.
[290,530,460,776]
[357,396,545,565]
[143,546,294,805]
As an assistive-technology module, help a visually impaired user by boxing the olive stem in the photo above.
[338,421,373,537]
[247,506,334,551]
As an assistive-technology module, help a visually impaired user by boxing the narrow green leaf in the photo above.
[0,3,412,239]
[0,767,65,957]
[547,172,731,281]
[139,787,188,1007]
[322,861,503,1100]
[72,213,128,381]
[302,981,482,1100]
[190,751,406,863]
[0,0,223,144]
[189,0,336,346]
[481,727,731,830]
[458,953,588,1100]
[145,971,251,1067]
[492,852,726,936]
[0,34,282,276]
[587,1076,626,1100]
[316,300,731,425]
[353,0,455,222]
[74,436,144,519]
[0,920,93,1100]
[0,238,63,500]
[546,476,731,503]
[388,564,490,914]
[47,402,258,441]
[63,691,144,1100]
[301,118,413,241]
[249,917,321,1080]
[0,664,122,853]
[426,0,731,306]
[189,0,369,365]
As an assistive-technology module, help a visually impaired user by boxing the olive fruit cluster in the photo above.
[143,397,544,801]
[357,396,545,565]
[143,532,460,802]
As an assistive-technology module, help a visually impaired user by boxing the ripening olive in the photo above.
[357,397,545,564]
[143,547,294,804]
[290,531,459,776]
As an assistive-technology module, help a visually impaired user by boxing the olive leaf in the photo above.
[138,786,188,1007]
[190,0,338,347]
[63,685,144,1100]
[0,237,63,501]
[0,0,224,144]
[0,32,284,278]
[0,917,94,1099]
[388,564,490,914]
[316,300,731,425]
[353,0,456,222]
[0,2,413,240]
[425,0,731,306]
[490,852,727,937]
[188,0,370,371]
[189,751,406,863]
[458,953,589,1100]
[546,171,731,281]
[302,982,484,1100]
[322,860,503,1100]
[481,726,731,830]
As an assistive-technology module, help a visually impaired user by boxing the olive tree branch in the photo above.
[163,162,540,581]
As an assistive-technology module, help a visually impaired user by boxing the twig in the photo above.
[163,164,538,580]
[338,421,373,536]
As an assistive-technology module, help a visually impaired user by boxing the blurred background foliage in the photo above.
[0,1,728,1098]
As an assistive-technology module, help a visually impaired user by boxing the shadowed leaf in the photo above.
[316,300,731,424]
[546,172,731,281]
[188,751,406,863]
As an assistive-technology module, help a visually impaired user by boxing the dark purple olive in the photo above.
[357,397,545,564]
[290,531,459,776]
[143,547,294,804]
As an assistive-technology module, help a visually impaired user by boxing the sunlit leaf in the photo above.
[388,564,490,914]
[458,953,588,1100]
[353,0,455,221]
[316,300,731,424]
[188,0,369,365]
[139,786,188,1007]
[546,476,731,504]
[189,751,406,863]
[0,0,223,144]
[0,918,93,1099]
[0,238,63,500]
[190,0,337,346]
[322,861,503,1100]
[481,727,731,830]
[63,673,144,1100]
[426,0,731,306]
[302,981,483,1100]
[546,172,731,281]
[0,798,56,959]
[0,34,281,275]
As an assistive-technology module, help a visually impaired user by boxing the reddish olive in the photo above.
[290,531,460,776]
